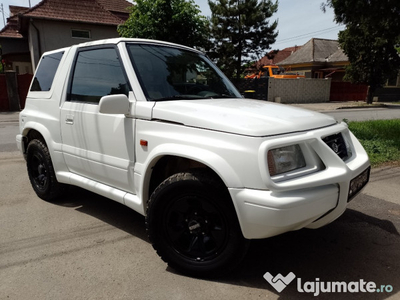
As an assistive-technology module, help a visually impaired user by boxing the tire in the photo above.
[26,139,66,201]
[146,170,249,277]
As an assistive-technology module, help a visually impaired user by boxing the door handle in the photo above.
[65,114,74,125]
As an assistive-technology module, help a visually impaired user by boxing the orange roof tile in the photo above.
[0,18,23,38]
[1,0,133,38]
[9,5,30,17]
[96,0,132,14]
[23,0,131,25]
[254,46,302,68]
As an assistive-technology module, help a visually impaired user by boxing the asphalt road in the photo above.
[0,151,399,300]
[0,120,19,152]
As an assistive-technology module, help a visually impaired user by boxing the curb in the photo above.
[336,103,400,110]
[336,104,387,110]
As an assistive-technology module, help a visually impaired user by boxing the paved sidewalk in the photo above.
[290,101,398,112]
[0,111,19,123]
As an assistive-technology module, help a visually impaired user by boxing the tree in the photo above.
[322,0,400,104]
[118,0,209,49]
[208,0,278,79]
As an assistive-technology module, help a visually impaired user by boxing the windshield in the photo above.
[271,67,279,75]
[126,44,242,101]
[271,67,284,75]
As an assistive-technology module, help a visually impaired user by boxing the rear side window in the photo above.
[30,51,64,91]
[68,47,130,103]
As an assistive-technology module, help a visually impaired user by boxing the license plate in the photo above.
[348,167,370,202]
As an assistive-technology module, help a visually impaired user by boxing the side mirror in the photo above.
[99,94,130,115]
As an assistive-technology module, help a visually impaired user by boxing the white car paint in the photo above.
[152,98,337,136]
[17,38,370,241]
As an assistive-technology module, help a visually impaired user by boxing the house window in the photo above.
[71,29,91,39]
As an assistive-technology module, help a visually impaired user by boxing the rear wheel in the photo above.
[146,170,248,277]
[26,139,67,201]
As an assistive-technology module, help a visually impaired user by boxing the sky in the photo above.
[1,0,344,50]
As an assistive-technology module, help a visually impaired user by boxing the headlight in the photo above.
[268,144,306,176]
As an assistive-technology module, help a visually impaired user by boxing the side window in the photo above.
[30,51,64,91]
[69,48,130,103]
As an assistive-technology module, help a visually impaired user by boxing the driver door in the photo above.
[60,46,135,194]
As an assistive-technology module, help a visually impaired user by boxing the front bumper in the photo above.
[229,184,340,239]
[230,123,370,239]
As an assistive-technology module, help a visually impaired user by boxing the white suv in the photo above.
[16,38,370,277]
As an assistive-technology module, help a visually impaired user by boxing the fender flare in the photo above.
[23,121,62,153]
[136,143,243,205]
[22,121,69,180]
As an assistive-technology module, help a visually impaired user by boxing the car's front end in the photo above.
[148,99,370,239]
[229,120,370,239]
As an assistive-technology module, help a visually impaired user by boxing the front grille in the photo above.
[322,133,349,161]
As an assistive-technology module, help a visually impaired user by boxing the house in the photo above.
[278,38,400,101]
[254,46,302,68]
[243,46,302,79]
[277,38,367,101]
[0,0,133,74]
[277,38,348,80]
[0,6,31,74]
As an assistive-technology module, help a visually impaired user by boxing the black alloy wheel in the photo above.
[146,170,249,277]
[26,139,66,201]
[163,193,229,262]
[30,150,49,192]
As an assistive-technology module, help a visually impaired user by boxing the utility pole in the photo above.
[29,0,31,8]
[1,4,6,27]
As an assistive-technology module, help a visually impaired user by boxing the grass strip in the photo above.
[347,119,400,167]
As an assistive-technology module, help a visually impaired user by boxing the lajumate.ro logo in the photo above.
[264,272,394,296]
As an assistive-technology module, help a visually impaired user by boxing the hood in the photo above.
[152,98,337,137]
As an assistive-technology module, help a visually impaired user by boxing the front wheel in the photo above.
[146,171,248,277]
[26,139,67,201]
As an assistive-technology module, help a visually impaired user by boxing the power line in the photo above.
[277,25,342,43]
[274,25,345,45]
